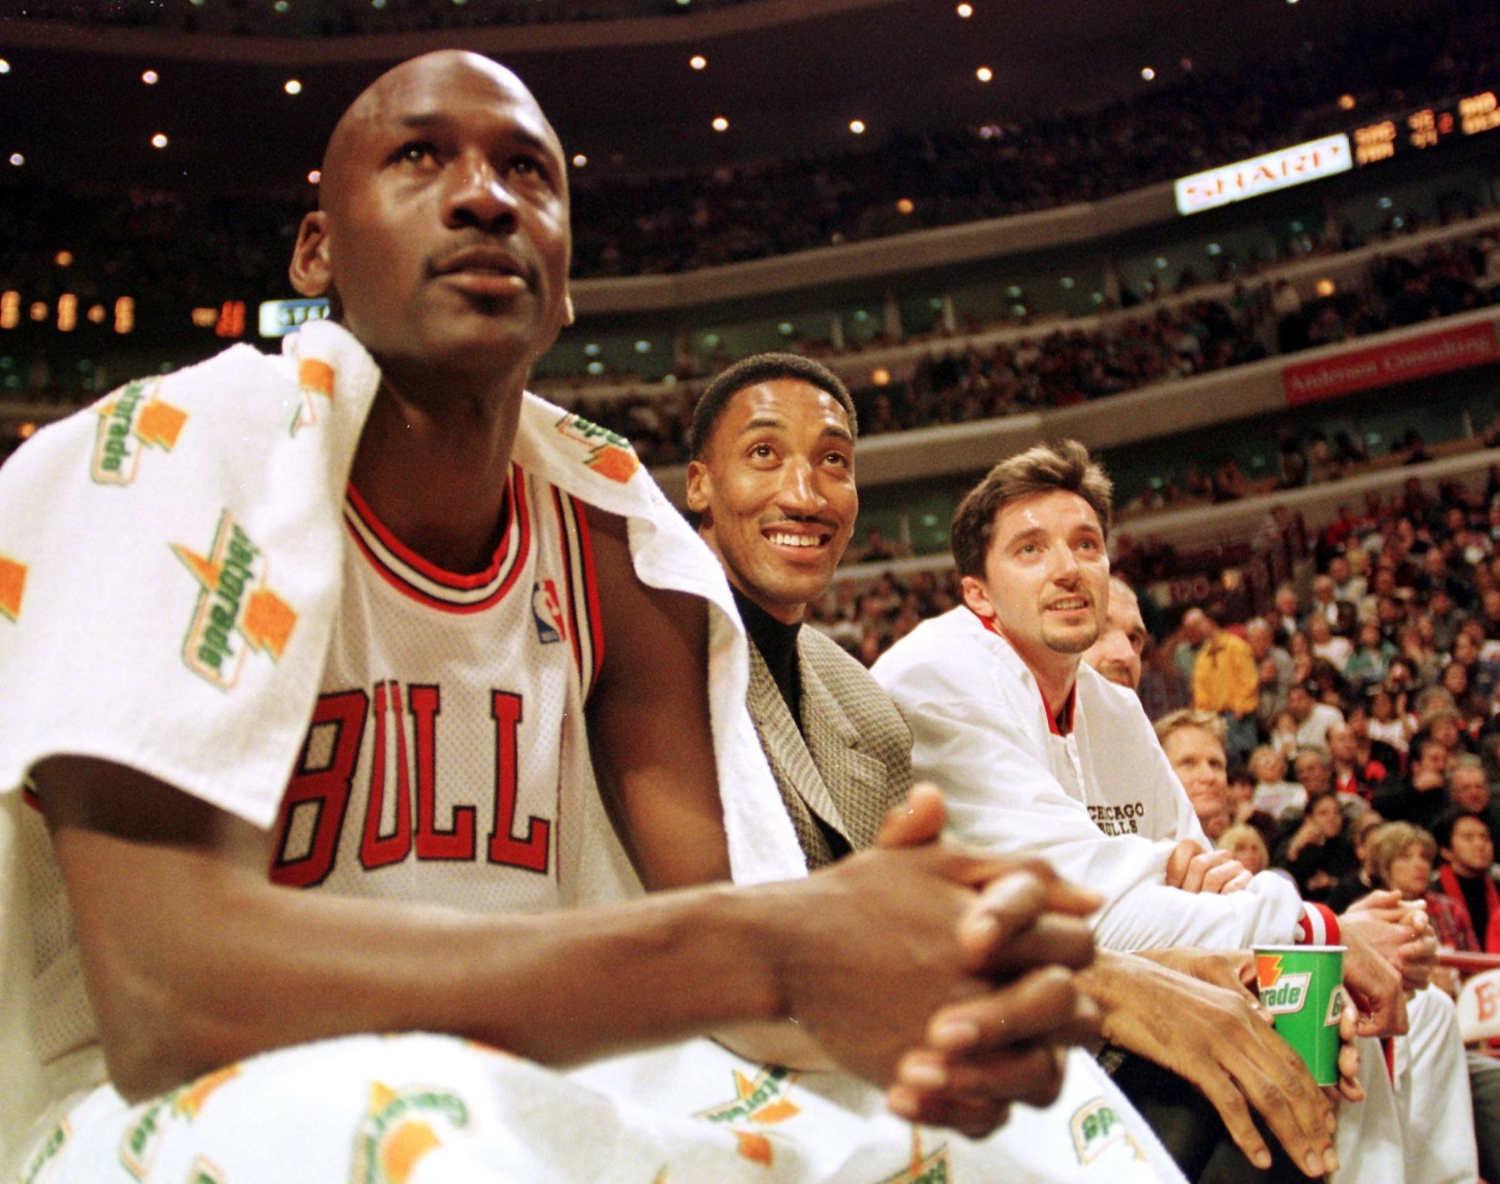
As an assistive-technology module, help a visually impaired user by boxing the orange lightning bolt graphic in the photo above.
[242,588,296,658]
[0,555,26,622]
[134,399,188,449]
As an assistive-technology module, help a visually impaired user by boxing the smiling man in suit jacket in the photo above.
[686,352,910,866]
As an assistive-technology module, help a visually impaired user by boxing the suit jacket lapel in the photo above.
[798,633,892,852]
[745,639,846,865]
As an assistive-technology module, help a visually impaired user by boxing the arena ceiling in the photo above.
[0,0,1447,193]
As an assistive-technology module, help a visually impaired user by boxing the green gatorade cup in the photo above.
[1252,945,1345,1087]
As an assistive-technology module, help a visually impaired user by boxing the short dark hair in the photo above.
[1410,729,1448,766]
[949,439,1113,579]
[688,352,856,460]
[1433,806,1491,853]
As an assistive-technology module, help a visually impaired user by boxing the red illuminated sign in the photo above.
[1282,322,1500,405]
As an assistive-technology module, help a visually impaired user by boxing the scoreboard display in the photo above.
[1353,90,1500,166]
[1177,85,1500,215]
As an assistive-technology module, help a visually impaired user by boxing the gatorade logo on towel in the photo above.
[1070,1099,1140,1165]
[90,378,188,485]
[352,1083,471,1184]
[0,554,25,622]
[172,510,297,690]
[292,357,336,436]
[875,1131,952,1183]
[554,412,640,484]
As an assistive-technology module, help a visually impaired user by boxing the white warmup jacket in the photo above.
[873,607,1309,952]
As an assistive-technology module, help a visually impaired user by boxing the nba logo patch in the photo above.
[532,580,566,645]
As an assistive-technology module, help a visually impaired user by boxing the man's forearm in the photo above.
[1079,948,1339,1177]
[59,822,784,1100]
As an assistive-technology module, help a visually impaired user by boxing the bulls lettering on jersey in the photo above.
[271,465,603,912]
[272,683,548,885]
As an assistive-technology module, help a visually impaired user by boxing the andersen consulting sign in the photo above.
[1282,321,1500,405]
[1174,134,1352,215]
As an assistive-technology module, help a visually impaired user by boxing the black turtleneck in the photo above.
[1456,868,1491,940]
[733,586,803,728]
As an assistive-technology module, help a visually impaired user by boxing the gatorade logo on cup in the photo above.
[1324,984,1346,1027]
[1256,953,1311,1014]
[1261,973,1311,1014]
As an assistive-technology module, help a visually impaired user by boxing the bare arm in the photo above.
[41,753,1108,1116]
[39,755,779,1099]
[1094,948,1342,1177]
[583,506,731,890]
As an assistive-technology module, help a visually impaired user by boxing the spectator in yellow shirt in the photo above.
[1183,606,1259,760]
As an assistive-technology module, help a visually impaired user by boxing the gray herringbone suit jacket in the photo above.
[745,627,912,869]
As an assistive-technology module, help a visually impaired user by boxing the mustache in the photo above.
[426,237,536,285]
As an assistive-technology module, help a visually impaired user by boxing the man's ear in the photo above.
[562,291,576,328]
[684,459,712,519]
[960,574,996,621]
[289,211,332,297]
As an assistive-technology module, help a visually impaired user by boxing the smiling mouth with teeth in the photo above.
[766,531,826,548]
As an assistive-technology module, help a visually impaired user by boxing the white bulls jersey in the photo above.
[270,467,603,913]
[16,463,605,1069]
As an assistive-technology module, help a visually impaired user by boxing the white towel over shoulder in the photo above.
[0,318,803,884]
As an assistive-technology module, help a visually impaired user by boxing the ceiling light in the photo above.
[1141,67,1156,80]
[7,153,22,167]
[0,60,10,74]
[572,154,587,167]
[849,120,865,135]
[690,55,707,70]
[285,79,302,95]
[142,69,159,85]
[55,251,73,267]
[976,66,993,82]
[896,198,914,214]
[1338,93,1356,110]
[307,169,321,184]
[712,116,729,132]
[956,2,973,15]
[151,133,168,149]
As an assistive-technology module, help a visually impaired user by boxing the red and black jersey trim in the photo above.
[552,489,604,701]
[344,467,532,614]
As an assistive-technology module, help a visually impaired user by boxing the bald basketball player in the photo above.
[0,52,1153,1184]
